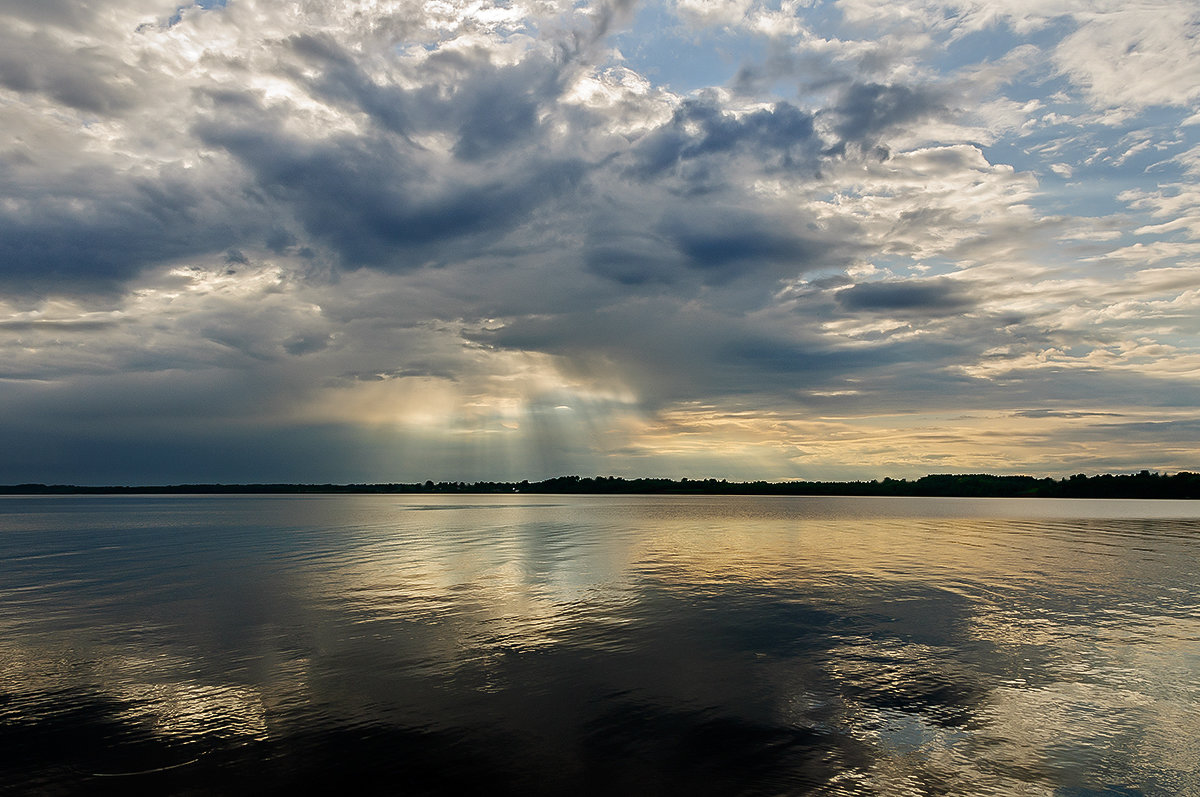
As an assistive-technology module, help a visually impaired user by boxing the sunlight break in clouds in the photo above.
[0,0,1196,482]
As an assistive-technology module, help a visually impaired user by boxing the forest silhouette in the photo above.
[3,471,1197,498]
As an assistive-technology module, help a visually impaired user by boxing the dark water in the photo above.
[2,495,1198,795]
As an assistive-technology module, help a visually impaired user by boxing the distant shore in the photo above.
[2,472,1197,499]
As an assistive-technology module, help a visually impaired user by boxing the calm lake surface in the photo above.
[2,494,1198,795]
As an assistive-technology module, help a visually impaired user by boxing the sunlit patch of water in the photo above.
[1,494,1197,794]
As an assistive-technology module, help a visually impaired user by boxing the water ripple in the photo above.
[0,494,1197,795]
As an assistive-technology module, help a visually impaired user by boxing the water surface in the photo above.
[2,495,1198,795]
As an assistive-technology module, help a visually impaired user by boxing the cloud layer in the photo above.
[1,0,1197,482]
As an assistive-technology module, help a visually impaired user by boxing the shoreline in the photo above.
[2,471,1197,499]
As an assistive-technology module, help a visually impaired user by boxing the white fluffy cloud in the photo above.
[1054,5,1200,112]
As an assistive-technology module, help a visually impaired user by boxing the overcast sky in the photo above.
[1,0,1198,483]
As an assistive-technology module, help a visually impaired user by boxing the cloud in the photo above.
[197,114,586,269]
[1053,6,1200,112]
[0,28,137,114]
[663,207,833,278]
[835,277,976,315]
[286,31,567,159]
[0,0,1196,481]
[584,227,689,285]
[0,163,259,290]
[674,0,755,28]
[629,96,819,179]
[828,82,951,151]
[1014,409,1124,419]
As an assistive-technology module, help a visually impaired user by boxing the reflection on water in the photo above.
[1,495,1198,795]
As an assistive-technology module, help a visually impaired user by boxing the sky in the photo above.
[1,0,1198,484]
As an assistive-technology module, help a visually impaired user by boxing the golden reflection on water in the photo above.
[1,494,1198,794]
[113,681,269,742]
[252,495,1200,793]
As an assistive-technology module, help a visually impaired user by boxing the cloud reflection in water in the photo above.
[1,494,1197,794]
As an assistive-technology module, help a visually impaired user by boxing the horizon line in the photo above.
[1,471,1197,499]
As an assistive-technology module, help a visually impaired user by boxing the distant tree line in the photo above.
[2,471,1198,498]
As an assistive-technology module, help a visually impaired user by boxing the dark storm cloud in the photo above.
[196,117,585,269]
[0,1,617,291]
[672,223,822,272]
[286,32,559,158]
[720,337,886,380]
[585,94,837,285]
[187,24,608,272]
[661,208,835,280]
[450,68,545,161]
[582,97,842,286]
[584,228,688,285]
[829,82,950,150]
[474,298,945,406]
[721,333,982,400]
[0,419,377,485]
[0,367,277,427]
[282,333,331,357]
[583,203,835,287]
[0,167,256,289]
[630,98,818,180]
[436,57,548,161]
[475,303,752,405]
[836,278,976,315]
[0,30,136,114]
[477,304,1002,414]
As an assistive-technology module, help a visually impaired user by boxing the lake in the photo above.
[1,494,1198,795]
